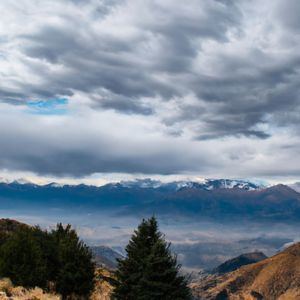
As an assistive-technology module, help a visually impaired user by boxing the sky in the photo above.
[0,0,300,185]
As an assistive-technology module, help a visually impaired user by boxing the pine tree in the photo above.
[52,223,95,299]
[0,227,48,288]
[0,222,95,298]
[113,217,191,300]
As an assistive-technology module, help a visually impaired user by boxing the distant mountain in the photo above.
[211,252,267,275]
[112,178,266,191]
[191,242,300,299]
[138,183,300,221]
[0,180,300,222]
[0,177,267,192]
[91,246,124,269]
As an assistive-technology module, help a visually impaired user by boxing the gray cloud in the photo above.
[1,102,300,179]
[0,1,242,106]
[1,0,299,138]
[0,0,300,178]
[0,110,214,176]
[275,0,300,32]
[96,94,154,115]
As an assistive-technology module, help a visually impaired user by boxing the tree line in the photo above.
[0,223,95,299]
[0,217,191,299]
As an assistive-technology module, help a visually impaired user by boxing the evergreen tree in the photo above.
[0,223,95,299]
[52,223,95,299]
[0,227,48,288]
[113,217,191,300]
[33,226,59,283]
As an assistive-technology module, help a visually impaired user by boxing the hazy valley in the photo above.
[1,178,300,272]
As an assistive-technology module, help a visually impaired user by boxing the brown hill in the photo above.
[0,219,28,233]
[190,242,300,299]
[211,252,267,275]
[0,219,29,244]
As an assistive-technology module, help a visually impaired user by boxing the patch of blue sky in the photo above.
[27,98,68,115]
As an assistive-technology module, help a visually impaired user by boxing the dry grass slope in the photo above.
[90,268,114,300]
[0,268,115,300]
[191,242,300,300]
[0,278,60,300]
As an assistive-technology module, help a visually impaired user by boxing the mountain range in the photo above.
[91,246,124,269]
[1,178,300,222]
[1,178,268,191]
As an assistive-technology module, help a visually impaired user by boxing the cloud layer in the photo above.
[0,0,300,179]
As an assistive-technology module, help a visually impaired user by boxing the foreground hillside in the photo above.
[191,242,300,299]
[0,219,115,299]
[0,217,191,299]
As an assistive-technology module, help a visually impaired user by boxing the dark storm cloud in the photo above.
[165,48,300,138]
[3,0,242,112]
[1,0,298,140]
[96,95,154,115]
[20,23,176,102]
[0,112,213,176]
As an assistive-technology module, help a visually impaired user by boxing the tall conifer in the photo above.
[113,217,191,299]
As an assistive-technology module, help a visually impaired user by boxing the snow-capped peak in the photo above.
[202,179,265,191]
[110,178,266,191]
[118,178,162,189]
[47,182,65,188]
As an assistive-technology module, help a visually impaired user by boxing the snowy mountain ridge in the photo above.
[116,178,268,191]
[0,177,272,191]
